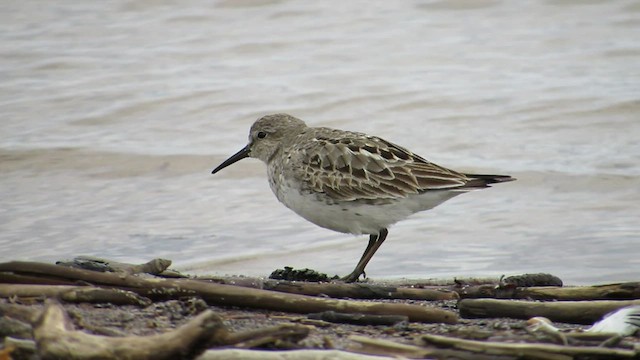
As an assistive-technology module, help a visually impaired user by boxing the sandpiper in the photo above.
[212,113,515,282]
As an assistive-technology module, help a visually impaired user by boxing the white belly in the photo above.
[270,177,462,235]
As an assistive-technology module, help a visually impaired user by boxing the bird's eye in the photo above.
[257,131,267,139]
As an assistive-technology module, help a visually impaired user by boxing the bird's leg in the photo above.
[340,235,375,282]
[356,235,377,267]
[341,228,388,282]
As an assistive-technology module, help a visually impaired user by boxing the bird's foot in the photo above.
[340,269,366,283]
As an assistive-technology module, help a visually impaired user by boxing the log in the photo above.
[307,311,408,326]
[459,298,640,324]
[0,316,32,339]
[197,349,393,360]
[0,302,41,324]
[0,284,151,306]
[349,335,495,360]
[223,323,311,349]
[420,333,638,359]
[2,269,458,302]
[0,272,78,286]
[198,275,458,301]
[512,282,640,300]
[33,300,223,360]
[3,299,310,351]
[262,280,458,301]
[56,256,174,276]
[142,279,459,323]
[348,335,435,358]
[0,261,458,323]
[458,282,640,300]
[387,277,500,287]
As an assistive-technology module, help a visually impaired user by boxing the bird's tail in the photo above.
[462,173,516,189]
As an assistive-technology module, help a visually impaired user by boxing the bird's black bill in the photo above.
[211,145,250,174]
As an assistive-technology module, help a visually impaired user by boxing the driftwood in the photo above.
[56,256,178,276]
[28,299,312,360]
[307,310,408,326]
[196,274,639,307]
[350,333,639,360]
[511,282,640,300]
[2,299,311,348]
[349,335,497,360]
[459,298,640,324]
[0,261,458,323]
[420,333,638,359]
[197,349,392,360]
[0,316,32,339]
[0,302,40,324]
[0,272,79,286]
[0,284,151,306]
[349,335,435,358]
[263,279,458,300]
[222,323,311,349]
[198,275,458,301]
[33,300,222,360]
[2,260,639,360]
[459,282,640,300]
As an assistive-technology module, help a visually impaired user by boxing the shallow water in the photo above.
[1,0,639,285]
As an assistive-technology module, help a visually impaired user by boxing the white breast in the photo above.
[269,175,462,235]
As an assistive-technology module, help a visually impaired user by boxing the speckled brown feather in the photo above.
[292,128,472,201]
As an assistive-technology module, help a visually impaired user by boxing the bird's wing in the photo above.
[587,305,640,336]
[295,130,469,201]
